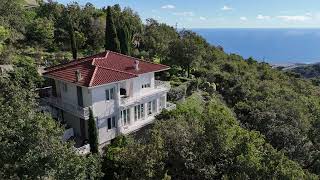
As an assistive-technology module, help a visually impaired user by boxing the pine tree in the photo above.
[119,25,131,55]
[67,13,77,60]
[105,6,121,52]
[88,108,99,154]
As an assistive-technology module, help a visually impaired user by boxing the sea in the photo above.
[192,28,320,65]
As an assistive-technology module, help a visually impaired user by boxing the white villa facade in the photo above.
[41,51,174,148]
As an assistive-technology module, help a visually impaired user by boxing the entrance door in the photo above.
[77,86,83,107]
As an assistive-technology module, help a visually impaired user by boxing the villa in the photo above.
[41,51,175,151]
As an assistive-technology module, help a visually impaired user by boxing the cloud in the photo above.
[221,5,233,11]
[277,15,311,21]
[240,16,248,21]
[161,4,175,9]
[199,16,207,20]
[172,11,195,17]
[257,14,271,20]
[305,12,312,16]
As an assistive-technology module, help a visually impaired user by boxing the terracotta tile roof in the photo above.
[44,51,170,87]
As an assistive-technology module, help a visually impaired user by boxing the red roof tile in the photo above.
[44,51,170,87]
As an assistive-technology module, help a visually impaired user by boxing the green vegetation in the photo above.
[102,94,317,179]
[105,6,120,52]
[88,108,99,154]
[1,0,320,179]
[0,60,102,179]
[289,64,320,86]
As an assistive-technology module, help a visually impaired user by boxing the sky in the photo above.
[56,0,320,28]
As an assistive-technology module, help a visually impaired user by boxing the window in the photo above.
[141,104,144,119]
[96,117,100,128]
[106,87,115,101]
[134,104,145,121]
[120,88,127,96]
[62,83,68,92]
[148,101,152,115]
[107,116,116,130]
[121,109,130,126]
[142,83,151,88]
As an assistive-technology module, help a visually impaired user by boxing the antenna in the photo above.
[175,22,178,30]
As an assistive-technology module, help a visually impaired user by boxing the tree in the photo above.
[25,17,54,48]
[142,18,178,61]
[88,108,99,154]
[0,65,102,179]
[119,25,130,55]
[101,94,317,179]
[168,30,205,77]
[0,26,9,55]
[67,12,77,59]
[105,6,120,52]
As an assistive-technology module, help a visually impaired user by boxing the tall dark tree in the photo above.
[105,6,120,52]
[67,12,77,59]
[88,108,99,154]
[119,25,130,55]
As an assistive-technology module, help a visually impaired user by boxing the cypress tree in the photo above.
[119,26,131,55]
[88,108,99,154]
[105,6,121,52]
[67,13,77,60]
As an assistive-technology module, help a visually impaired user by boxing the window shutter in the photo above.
[110,88,114,100]
[106,90,110,100]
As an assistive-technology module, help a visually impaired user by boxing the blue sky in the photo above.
[56,0,320,28]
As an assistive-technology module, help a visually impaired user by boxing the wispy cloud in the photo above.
[221,5,233,11]
[199,16,207,20]
[172,11,195,17]
[161,4,175,9]
[240,16,248,21]
[257,14,271,20]
[277,15,311,21]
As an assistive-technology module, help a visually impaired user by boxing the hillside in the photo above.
[289,63,320,78]
[1,0,320,179]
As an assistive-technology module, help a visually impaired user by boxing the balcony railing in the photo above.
[75,144,90,155]
[155,80,171,90]
[120,81,171,107]
[38,87,89,119]
[42,96,89,119]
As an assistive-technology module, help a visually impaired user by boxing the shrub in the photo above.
[167,83,187,102]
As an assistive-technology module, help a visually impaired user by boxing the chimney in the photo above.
[75,70,82,82]
[134,60,139,71]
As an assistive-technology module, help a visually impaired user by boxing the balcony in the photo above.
[120,81,170,107]
[39,87,89,119]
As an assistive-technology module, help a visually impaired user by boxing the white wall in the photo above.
[54,79,91,108]
[56,80,77,105]
[52,74,168,145]
[132,72,154,97]
[91,83,119,144]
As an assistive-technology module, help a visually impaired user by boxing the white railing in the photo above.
[75,144,90,155]
[120,81,171,107]
[155,80,171,90]
[42,96,89,119]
